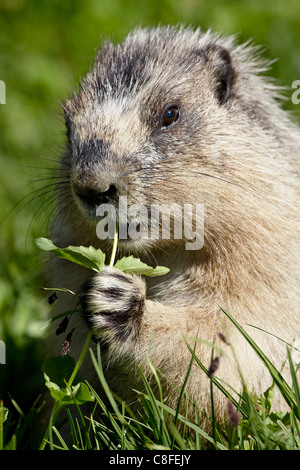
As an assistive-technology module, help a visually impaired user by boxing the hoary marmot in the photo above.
[48,26,300,430]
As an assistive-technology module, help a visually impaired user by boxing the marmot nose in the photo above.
[75,184,118,207]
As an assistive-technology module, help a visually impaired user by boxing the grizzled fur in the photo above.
[48,26,300,429]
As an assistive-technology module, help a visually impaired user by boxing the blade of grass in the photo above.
[136,365,171,447]
[219,306,299,419]
[171,332,198,448]
[209,345,217,448]
[88,413,101,450]
[65,406,78,447]
[52,426,69,449]
[184,336,249,419]
[85,381,125,449]
[247,324,300,354]
[193,402,202,450]
[134,390,227,450]
[65,384,93,449]
[90,345,123,422]
[174,333,198,428]
[286,346,300,419]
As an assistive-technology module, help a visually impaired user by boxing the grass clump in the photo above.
[1,311,299,450]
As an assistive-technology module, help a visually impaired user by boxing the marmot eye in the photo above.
[161,105,180,128]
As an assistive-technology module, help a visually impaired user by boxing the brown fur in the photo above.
[48,26,299,430]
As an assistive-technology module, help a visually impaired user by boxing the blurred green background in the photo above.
[0,0,300,422]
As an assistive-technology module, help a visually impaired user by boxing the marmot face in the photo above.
[61,27,259,252]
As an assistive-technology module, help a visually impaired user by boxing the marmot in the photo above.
[48,26,300,430]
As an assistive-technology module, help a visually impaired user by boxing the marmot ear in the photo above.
[204,44,235,105]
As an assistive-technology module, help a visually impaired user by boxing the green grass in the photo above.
[1,311,299,450]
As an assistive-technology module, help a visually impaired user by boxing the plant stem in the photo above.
[40,287,77,295]
[41,224,118,450]
[109,225,118,267]
[41,308,80,330]
[67,331,93,389]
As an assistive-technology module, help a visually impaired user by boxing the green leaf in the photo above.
[35,237,106,272]
[70,382,94,404]
[34,237,57,251]
[44,373,67,402]
[147,266,170,277]
[44,374,94,405]
[44,355,76,382]
[43,355,80,387]
[43,357,94,405]
[0,405,8,425]
[114,256,169,276]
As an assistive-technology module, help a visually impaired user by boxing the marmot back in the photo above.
[49,26,300,431]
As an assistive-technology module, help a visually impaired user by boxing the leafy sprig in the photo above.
[34,236,169,277]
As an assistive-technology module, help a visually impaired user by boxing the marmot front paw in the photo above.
[80,267,146,342]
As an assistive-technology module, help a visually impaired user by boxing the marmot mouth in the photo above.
[74,191,203,251]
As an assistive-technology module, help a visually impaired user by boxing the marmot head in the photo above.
[60,26,286,254]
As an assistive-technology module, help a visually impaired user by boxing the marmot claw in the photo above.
[80,267,146,342]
